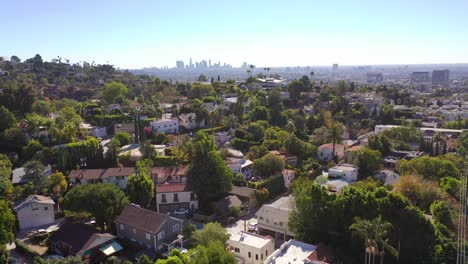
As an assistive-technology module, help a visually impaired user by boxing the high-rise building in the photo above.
[333,63,339,72]
[209,59,211,68]
[432,70,450,85]
[176,60,185,70]
[189,58,193,68]
[366,72,383,83]
[411,72,430,82]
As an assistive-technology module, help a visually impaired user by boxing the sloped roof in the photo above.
[68,169,106,180]
[229,186,256,198]
[15,195,54,211]
[152,166,187,181]
[101,167,135,178]
[156,183,189,193]
[115,204,181,234]
[50,223,115,255]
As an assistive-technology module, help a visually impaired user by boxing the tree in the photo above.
[253,153,285,177]
[187,132,232,207]
[0,106,16,134]
[0,199,15,245]
[16,82,37,115]
[197,74,208,82]
[329,122,344,161]
[114,132,132,147]
[107,138,121,166]
[287,80,306,102]
[137,255,155,264]
[190,242,236,264]
[101,82,128,104]
[396,155,460,180]
[349,216,398,264]
[354,148,382,178]
[63,183,129,230]
[24,160,48,194]
[140,140,156,160]
[192,222,230,247]
[394,175,442,212]
[22,139,44,161]
[432,132,443,156]
[33,256,87,264]
[49,172,67,212]
[127,160,155,208]
[155,249,188,264]
[430,200,453,229]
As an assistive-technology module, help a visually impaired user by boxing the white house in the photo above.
[91,126,107,138]
[155,183,198,214]
[100,167,136,189]
[227,158,253,178]
[328,164,359,182]
[178,113,205,130]
[150,118,179,134]
[14,195,55,230]
[264,239,333,264]
[228,232,275,264]
[256,195,295,238]
[317,143,344,162]
[281,169,295,189]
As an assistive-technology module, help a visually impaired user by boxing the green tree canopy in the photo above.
[187,132,232,206]
[0,199,15,245]
[0,106,16,134]
[101,82,129,104]
[354,147,382,178]
[253,152,285,177]
[192,222,230,247]
[190,242,236,264]
[63,183,129,230]
[127,160,155,208]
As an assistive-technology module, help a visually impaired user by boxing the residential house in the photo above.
[14,195,55,230]
[256,195,295,238]
[344,145,364,163]
[106,104,122,113]
[178,113,205,130]
[269,151,297,167]
[228,232,275,264]
[115,204,183,253]
[375,170,400,186]
[214,195,246,216]
[12,165,52,185]
[229,186,258,209]
[150,118,179,134]
[100,167,135,189]
[114,123,135,137]
[49,223,121,261]
[317,143,344,162]
[156,183,198,213]
[328,164,359,182]
[214,131,232,147]
[151,165,187,184]
[68,169,106,185]
[227,157,253,178]
[264,239,333,264]
[282,169,295,189]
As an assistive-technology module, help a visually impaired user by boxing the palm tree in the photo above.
[310,71,315,78]
[432,132,443,156]
[249,64,255,76]
[329,123,344,161]
[350,216,399,264]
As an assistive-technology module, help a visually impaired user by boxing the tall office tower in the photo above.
[432,70,450,85]
[189,58,193,68]
[202,60,208,68]
[176,60,185,70]
[333,63,339,72]
[209,59,211,68]
[411,72,430,82]
[242,62,248,68]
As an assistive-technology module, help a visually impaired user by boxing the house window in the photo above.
[44,207,48,210]
[266,218,269,223]
[157,231,165,240]
[120,224,124,230]
[261,253,263,260]
[133,228,136,234]
[32,208,38,211]
[174,193,179,202]
[256,254,258,260]
[248,252,251,258]
[146,233,151,240]
[266,250,268,256]
[279,221,283,226]
[172,224,179,232]
[161,194,167,203]
[190,192,195,201]
[259,216,264,220]
[234,248,240,253]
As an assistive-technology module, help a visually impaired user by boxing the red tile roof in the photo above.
[68,169,106,180]
[156,183,189,193]
[152,165,187,181]
[101,167,135,178]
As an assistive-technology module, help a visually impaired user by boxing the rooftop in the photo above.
[156,183,189,193]
[15,195,54,211]
[264,195,294,211]
[329,164,358,172]
[115,204,182,234]
[265,239,317,264]
[229,231,272,249]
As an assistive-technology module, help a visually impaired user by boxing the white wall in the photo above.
[229,236,274,264]
[156,191,199,212]
[17,203,55,229]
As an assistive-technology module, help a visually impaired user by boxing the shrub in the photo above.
[440,176,460,199]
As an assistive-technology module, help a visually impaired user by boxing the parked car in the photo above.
[247,219,258,232]
[174,208,189,215]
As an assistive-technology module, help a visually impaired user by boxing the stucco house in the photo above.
[150,118,179,134]
[317,143,344,162]
[328,164,359,182]
[178,113,205,130]
[155,183,198,214]
[115,204,183,253]
[256,195,295,238]
[228,232,275,264]
[14,195,55,230]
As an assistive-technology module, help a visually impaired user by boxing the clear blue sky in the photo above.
[2,0,468,69]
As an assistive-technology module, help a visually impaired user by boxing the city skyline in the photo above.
[2,0,468,69]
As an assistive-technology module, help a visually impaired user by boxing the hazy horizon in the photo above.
[2,0,468,69]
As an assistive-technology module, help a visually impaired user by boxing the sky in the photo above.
[2,0,468,69]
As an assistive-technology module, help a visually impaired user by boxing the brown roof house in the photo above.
[229,186,258,209]
[115,204,183,253]
[49,222,122,262]
[155,183,199,214]
[68,167,135,189]
[68,169,106,185]
[152,165,188,184]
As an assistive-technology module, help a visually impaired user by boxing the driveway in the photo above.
[225,209,257,237]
